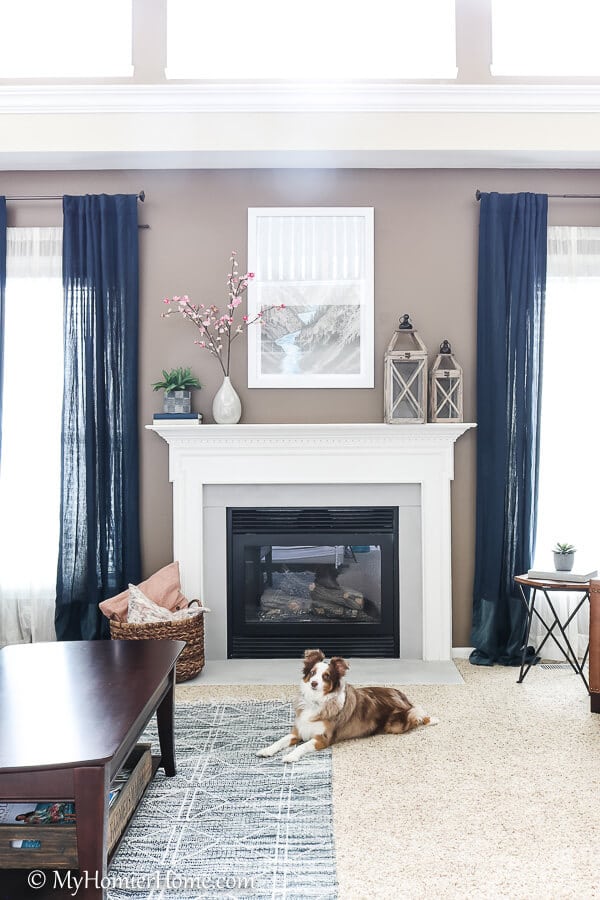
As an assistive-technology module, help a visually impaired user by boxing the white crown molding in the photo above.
[2,83,599,170]
[2,82,600,114]
[2,148,600,171]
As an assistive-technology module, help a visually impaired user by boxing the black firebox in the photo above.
[227,506,399,658]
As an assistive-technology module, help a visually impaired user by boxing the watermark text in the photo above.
[27,869,255,896]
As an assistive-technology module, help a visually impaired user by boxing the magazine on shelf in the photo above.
[0,802,76,825]
[526,568,597,584]
[0,803,40,825]
[0,774,130,830]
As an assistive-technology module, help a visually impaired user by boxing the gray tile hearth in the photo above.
[185,658,464,686]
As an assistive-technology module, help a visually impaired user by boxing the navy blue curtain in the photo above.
[0,198,6,469]
[470,192,548,666]
[55,194,141,641]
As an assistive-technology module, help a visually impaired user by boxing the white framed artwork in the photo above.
[247,207,374,388]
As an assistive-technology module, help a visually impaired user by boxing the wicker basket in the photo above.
[109,604,205,682]
[107,744,153,853]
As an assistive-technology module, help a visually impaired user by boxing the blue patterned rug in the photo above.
[108,701,338,899]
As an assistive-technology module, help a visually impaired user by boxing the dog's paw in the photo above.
[282,751,300,763]
[427,716,440,726]
[256,746,277,757]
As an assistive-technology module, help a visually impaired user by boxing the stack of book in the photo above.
[526,567,597,583]
[153,412,203,423]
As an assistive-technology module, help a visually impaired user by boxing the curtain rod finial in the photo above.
[138,191,145,203]
[475,189,481,201]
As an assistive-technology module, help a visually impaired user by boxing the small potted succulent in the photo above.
[553,542,576,572]
[152,367,201,413]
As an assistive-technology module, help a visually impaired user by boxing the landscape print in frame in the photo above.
[247,208,374,388]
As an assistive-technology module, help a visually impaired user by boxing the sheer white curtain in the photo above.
[531,226,600,659]
[0,227,63,647]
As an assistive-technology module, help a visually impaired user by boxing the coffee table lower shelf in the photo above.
[0,744,158,871]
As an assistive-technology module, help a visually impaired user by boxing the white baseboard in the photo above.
[451,647,474,659]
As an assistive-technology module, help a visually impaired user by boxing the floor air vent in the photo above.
[540,663,576,670]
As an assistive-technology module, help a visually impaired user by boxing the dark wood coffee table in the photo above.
[0,639,184,899]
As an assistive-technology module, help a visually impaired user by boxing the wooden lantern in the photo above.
[429,340,463,423]
[384,314,428,424]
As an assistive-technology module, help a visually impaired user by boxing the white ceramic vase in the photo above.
[212,375,242,424]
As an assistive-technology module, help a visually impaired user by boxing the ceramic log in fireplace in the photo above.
[227,507,398,658]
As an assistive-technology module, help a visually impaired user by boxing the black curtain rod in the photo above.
[4,190,145,202]
[3,190,149,227]
[475,189,600,201]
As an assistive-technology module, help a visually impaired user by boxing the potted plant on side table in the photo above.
[152,367,201,413]
[553,542,576,572]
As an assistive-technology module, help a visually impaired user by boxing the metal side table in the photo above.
[514,574,590,691]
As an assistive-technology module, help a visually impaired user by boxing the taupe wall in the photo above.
[3,167,600,646]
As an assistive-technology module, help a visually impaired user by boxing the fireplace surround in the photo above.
[148,422,474,661]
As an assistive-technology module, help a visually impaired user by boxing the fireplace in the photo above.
[147,423,475,661]
[227,506,399,658]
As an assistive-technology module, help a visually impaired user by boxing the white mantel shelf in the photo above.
[147,422,476,661]
[147,421,473,465]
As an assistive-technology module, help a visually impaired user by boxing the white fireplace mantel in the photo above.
[147,422,475,661]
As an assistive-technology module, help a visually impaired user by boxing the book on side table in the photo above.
[526,568,597,584]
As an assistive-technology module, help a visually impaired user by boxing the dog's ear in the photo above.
[303,648,325,677]
[329,657,349,680]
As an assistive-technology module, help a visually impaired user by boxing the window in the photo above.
[166,0,456,80]
[530,226,600,658]
[491,0,600,76]
[0,1,133,78]
[0,228,63,646]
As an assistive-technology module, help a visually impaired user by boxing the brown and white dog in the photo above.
[257,649,439,763]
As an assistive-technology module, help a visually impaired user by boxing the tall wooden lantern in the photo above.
[384,314,428,424]
[429,340,463,423]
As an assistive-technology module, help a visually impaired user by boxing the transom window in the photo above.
[166,0,457,80]
[0,1,597,83]
[491,0,600,76]
[0,1,133,78]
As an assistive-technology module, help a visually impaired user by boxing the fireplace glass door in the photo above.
[227,508,398,657]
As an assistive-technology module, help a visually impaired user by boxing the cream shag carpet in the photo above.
[177,659,600,900]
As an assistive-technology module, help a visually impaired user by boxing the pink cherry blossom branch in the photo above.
[161,252,285,378]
